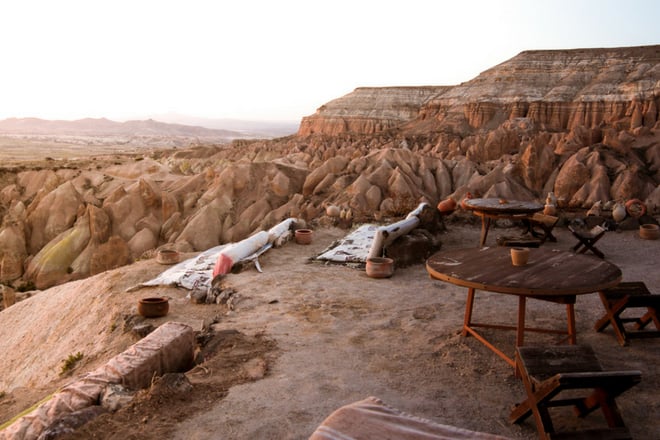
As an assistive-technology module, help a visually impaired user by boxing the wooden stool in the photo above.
[523,213,559,243]
[568,224,606,258]
[594,281,660,346]
[510,345,641,440]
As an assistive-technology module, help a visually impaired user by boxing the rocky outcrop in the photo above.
[301,47,659,138]
[296,45,660,211]
[421,46,659,133]
[298,86,450,136]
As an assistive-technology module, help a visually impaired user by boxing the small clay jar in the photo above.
[437,197,457,214]
[639,224,660,240]
[295,229,313,245]
[138,297,169,318]
[543,204,556,216]
[156,249,180,265]
[510,247,530,266]
[366,257,394,278]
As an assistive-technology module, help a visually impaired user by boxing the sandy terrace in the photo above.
[1,221,659,439]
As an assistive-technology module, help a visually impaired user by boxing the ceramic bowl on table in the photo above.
[510,247,530,266]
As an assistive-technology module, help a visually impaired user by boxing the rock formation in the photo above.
[299,45,660,210]
[0,45,658,293]
[298,86,450,136]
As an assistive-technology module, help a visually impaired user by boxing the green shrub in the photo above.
[60,352,83,376]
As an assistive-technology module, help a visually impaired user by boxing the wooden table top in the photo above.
[426,247,621,296]
[464,198,543,215]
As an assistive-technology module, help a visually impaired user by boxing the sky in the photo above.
[1,0,659,124]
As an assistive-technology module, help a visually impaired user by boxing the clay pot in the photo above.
[612,202,627,222]
[625,199,647,218]
[366,257,394,278]
[543,204,556,216]
[436,197,457,214]
[295,229,313,245]
[156,249,180,265]
[325,205,341,218]
[639,224,660,240]
[510,247,530,266]
[138,297,169,318]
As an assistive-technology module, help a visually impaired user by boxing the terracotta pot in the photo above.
[625,199,646,218]
[543,204,556,216]
[295,229,313,245]
[366,257,394,278]
[437,197,457,214]
[156,249,180,265]
[138,297,169,318]
[639,224,660,240]
[510,247,530,266]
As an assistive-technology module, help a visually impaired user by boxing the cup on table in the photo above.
[510,247,530,266]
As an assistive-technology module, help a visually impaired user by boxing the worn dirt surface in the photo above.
[1,221,659,440]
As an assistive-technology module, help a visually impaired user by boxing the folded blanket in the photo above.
[309,397,511,440]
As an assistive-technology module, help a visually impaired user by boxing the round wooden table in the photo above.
[463,198,544,246]
[426,247,622,371]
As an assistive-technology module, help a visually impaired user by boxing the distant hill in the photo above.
[0,116,297,140]
[144,114,300,138]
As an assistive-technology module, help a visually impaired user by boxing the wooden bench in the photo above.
[568,224,606,258]
[594,281,660,346]
[523,212,559,243]
[510,345,641,440]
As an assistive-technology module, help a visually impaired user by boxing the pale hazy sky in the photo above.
[1,0,658,123]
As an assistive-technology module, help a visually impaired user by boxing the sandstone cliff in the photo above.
[301,46,659,135]
[298,86,450,136]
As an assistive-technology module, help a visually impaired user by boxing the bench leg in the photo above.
[635,308,660,330]
[594,293,632,346]
[578,388,627,428]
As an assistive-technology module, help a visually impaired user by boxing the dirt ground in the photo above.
[1,220,659,439]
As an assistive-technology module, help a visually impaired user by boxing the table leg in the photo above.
[480,217,491,247]
[463,287,475,337]
[566,303,577,344]
[514,296,527,378]
[516,296,526,348]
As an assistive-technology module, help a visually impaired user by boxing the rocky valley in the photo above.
[0,44,658,294]
[0,44,659,440]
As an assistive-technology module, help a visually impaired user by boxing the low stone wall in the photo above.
[0,321,194,440]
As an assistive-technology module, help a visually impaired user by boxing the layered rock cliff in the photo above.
[298,86,450,136]
[301,46,660,136]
